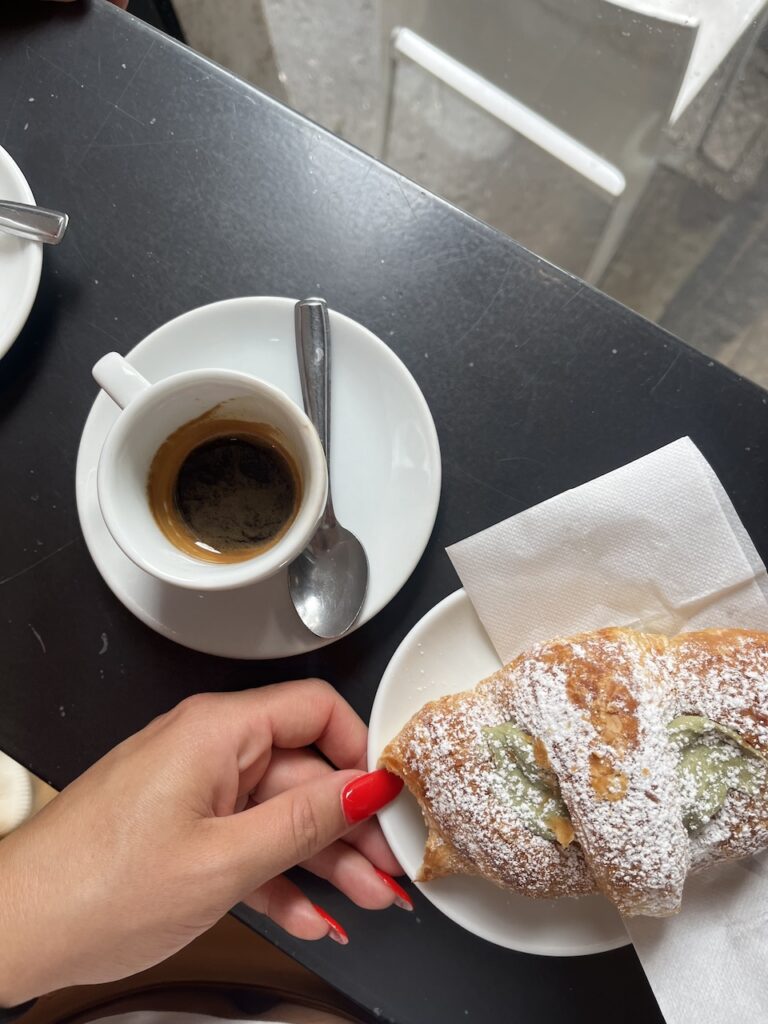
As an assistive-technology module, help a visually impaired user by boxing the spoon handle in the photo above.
[295,297,336,526]
[0,201,68,245]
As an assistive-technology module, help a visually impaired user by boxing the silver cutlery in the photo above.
[0,200,68,245]
[288,297,369,639]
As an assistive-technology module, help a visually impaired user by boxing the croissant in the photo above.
[379,627,768,916]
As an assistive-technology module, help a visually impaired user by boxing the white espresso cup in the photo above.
[92,352,328,591]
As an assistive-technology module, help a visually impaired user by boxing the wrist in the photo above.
[0,965,37,1009]
[0,940,40,1007]
[0,998,37,1021]
[0,837,46,1007]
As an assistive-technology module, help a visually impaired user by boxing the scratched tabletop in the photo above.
[2,4,768,1024]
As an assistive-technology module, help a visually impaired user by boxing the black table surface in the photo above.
[2,5,768,1023]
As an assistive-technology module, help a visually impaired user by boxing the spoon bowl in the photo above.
[288,521,369,638]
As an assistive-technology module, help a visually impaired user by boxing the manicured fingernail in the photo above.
[374,868,413,910]
[341,769,403,824]
[312,904,348,945]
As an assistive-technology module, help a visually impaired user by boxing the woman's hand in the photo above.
[0,681,407,1006]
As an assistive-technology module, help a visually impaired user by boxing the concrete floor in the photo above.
[172,0,768,388]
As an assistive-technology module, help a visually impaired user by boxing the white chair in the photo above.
[379,0,767,283]
[629,0,768,123]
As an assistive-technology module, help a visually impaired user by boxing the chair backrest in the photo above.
[666,0,767,122]
[382,0,696,186]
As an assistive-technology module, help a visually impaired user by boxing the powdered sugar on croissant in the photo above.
[379,627,768,917]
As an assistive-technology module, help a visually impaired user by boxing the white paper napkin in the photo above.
[447,437,768,1024]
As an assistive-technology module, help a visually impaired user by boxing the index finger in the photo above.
[211,679,369,771]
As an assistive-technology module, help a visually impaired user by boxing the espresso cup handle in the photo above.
[92,352,150,409]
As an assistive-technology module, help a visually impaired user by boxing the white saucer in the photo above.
[0,145,42,360]
[76,297,441,659]
[368,589,630,956]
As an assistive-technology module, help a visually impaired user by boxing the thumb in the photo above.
[217,768,403,889]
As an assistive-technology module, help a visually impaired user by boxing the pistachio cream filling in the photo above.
[484,723,570,843]
[484,716,768,844]
[667,715,768,834]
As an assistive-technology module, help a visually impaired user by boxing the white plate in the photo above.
[0,145,42,359]
[368,589,630,956]
[76,297,441,659]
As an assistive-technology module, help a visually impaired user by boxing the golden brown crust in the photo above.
[418,830,478,882]
[665,629,768,870]
[482,628,688,916]
[380,626,768,917]
[380,677,597,901]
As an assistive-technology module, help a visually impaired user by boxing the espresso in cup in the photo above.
[147,407,302,564]
[93,353,327,591]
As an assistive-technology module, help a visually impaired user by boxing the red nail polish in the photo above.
[312,904,348,945]
[374,868,413,911]
[341,769,403,824]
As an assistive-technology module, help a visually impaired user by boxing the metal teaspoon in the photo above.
[288,298,369,639]
[0,200,68,245]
